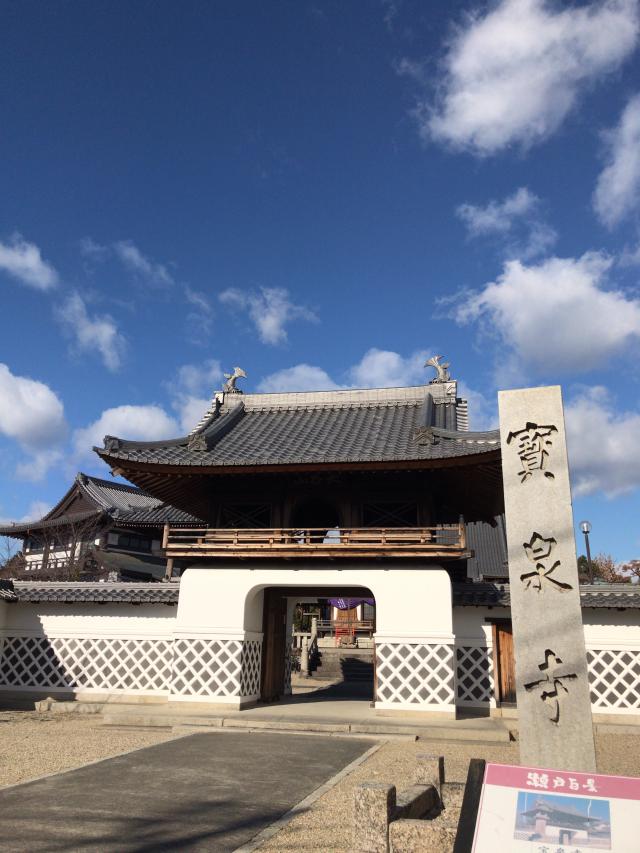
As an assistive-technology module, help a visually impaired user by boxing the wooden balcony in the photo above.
[163,524,469,560]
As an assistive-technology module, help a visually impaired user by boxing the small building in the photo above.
[0,473,204,581]
[0,362,639,722]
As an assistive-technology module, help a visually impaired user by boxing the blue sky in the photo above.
[1,0,640,561]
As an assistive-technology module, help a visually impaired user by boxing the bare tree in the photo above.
[10,514,109,580]
[590,552,630,584]
[0,535,24,577]
[620,559,640,583]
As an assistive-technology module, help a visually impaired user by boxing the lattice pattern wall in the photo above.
[284,644,292,695]
[587,649,640,711]
[240,640,262,698]
[0,636,172,692]
[171,637,262,698]
[376,642,455,707]
[456,645,494,706]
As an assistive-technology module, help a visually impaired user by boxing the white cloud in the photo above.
[184,285,214,341]
[219,287,317,345]
[15,450,63,483]
[20,500,53,521]
[0,499,53,525]
[166,360,223,432]
[56,293,126,372]
[258,348,430,393]
[0,363,68,481]
[113,240,174,287]
[454,252,640,374]
[73,405,180,461]
[0,364,67,449]
[79,236,110,262]
[404,0,639,155]
[347,348,429,388]
[566,386,640,497]
[593,93,640,227]
[457,187,557,260]
[258,365,342,393]
[0,234,58,290]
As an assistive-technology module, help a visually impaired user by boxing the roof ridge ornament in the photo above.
[425,355,451,383]
[222,366,247,394]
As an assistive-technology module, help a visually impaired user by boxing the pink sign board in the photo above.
[472,763,640,853]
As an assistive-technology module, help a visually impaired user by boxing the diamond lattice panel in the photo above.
[587,649,640,710]
[240,640,262,697]
[456,646,494,705]
[376,643,454,706]
[284,644,292,695]
[171,638,244,697]
[0,636,172,692]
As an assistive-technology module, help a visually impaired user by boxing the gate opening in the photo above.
[260,586,376,704]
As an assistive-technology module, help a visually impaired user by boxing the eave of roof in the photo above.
[10,581,178,604]
[4,580,639,608]
[0,508,106,537]
[453,582,640,609]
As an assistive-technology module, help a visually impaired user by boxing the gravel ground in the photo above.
[0,710,177,789]
[255,733,640,852]
[1,711,638,853]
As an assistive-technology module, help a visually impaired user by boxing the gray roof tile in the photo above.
[6,580,638,608]
[11,581,179,604]
[98,390,499,469]
[453,582,640,609]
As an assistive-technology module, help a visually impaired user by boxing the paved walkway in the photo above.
[99,683,513,743]
[0,731,373,852]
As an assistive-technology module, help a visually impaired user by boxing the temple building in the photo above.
[0,359,639,721]
[0,473,203,581]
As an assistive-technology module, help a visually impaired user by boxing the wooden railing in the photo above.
[163,524,468,559]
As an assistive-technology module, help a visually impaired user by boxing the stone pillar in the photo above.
[354,782,396,853]
[499,386,596,771]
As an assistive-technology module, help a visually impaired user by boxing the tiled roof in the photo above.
[5,580,639,608]
[97,384,500,469]
[0,473,204,536]
[465,516,509,580]
[10,581,179,604]
[0,580,18,602]
[0,508,105,536]
[453,583,640,609]
[78,474,202,525]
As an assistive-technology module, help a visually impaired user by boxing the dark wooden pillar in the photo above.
[261,589,287,702]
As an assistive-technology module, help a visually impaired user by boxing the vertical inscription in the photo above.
[499,386,596,771]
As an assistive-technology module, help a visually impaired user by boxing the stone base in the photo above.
[389,820,456,853]
[375,705,456,720]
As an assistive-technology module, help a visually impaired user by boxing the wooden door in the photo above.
[261,590,287,702]
[494,621,516,704]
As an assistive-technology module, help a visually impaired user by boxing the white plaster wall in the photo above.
[453,606,510,644]
[176,562,453,640]
[583,609,640,648]
[1,603,177,638]
[452,605,640,649]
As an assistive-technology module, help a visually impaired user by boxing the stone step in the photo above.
[96,705,511,743]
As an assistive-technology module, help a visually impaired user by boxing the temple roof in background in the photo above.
[0,472,204,537]
[96,382,500,472]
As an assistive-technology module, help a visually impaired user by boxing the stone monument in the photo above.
[499,385,596,772]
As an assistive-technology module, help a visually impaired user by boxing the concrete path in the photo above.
[0,731,374,852]
[98,686,513,743]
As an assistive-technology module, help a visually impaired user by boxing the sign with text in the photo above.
[472,763,640,853]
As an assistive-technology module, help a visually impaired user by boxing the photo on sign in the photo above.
[513,791,611,849]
